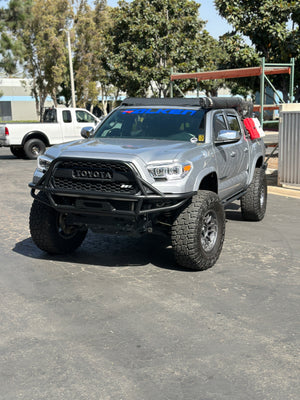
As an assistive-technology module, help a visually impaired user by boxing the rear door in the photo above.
[225,111,249,188]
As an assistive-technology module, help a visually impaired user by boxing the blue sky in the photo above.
[106,0,233,39]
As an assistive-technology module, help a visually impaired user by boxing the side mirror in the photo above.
[216,129,240,143]
[81,126,94,139]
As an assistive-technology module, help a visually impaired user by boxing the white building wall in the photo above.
[0,78,54,121]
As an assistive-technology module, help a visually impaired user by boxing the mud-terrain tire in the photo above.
[29,193,87,254]
[24,138,46,159]
[171,191,225,271]
[10,146,25,158]
[241,167,267,221]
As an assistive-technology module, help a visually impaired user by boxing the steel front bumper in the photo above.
[29,157,196,217]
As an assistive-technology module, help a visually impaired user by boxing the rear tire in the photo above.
[241,168,267,221]
[24,138,46,159]
[29,193,87,254]
[171,191,225,271]
[10,146,25,158]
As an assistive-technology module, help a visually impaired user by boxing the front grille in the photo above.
[50,159,138,195]
[60,160,130,173]
[53,177,135,193]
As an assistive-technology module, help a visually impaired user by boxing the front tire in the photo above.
[171,191,225,271]
[29,193,87,254]
[24,138,46,159]
[241,167,267,221]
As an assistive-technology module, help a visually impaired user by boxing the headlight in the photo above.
[37,154,53,172]
[147,162,192,180]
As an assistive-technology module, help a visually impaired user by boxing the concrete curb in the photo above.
[268,185,300,199]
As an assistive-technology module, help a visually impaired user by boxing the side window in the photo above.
[76,110,96,123]
[226,114,241,135]
[213,112,227,140]
[62,110,72,123]
[199,115,206,134]
[43,108,57,122]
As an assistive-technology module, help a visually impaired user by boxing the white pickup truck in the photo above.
[0,107,99,159]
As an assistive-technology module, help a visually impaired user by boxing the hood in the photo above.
[45,138,198,164]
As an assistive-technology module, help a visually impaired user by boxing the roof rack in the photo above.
[121,97,205,107]
[121,97,253,118]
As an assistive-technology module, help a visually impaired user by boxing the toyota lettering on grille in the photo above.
[72,169,113,181]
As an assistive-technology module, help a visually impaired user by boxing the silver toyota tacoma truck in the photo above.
[29,97,267,270]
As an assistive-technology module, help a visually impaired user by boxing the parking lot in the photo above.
[0,147,299,400]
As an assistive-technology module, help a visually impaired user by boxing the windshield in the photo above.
[94,107,206,142]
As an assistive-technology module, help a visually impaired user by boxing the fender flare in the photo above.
[22,131,50,147]
[247,153,265,185]
[192,167,218,192]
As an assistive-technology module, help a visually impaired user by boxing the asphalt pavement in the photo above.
[0,147,299,400]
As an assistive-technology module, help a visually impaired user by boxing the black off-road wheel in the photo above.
[171,191,225,271]
[10,146,25,158]
[24,138,46,159]
[29,193,87,254]
[241,167,267,221]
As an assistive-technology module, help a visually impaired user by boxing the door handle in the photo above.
[230,151,236,157]
[244,148,249,153]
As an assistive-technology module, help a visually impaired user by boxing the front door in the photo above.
[213,111,249,200]
[61,109,98,142]
[73,109,99,139]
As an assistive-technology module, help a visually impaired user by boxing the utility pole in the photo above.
[61,29,76,108]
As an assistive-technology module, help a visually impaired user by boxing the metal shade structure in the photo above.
[170,66,291,81]
[170,58,295,126]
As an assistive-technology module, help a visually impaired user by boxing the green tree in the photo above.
[27,0,74,117]
[215,0,300,101]
[74,0,98,109]
[2,0,73,118]
[94,0,121,114]
[105,0,218,97]
[0,0,32,74]
[217,33,260,99]
[74,0,118,114]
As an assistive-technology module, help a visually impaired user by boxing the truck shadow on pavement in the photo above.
[224,202,243,221]
[13,233,191,272]
[0,153,17,160]
[13,204,243,271]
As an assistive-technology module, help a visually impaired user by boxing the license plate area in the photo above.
[75,199,114,211]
